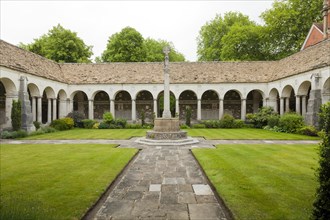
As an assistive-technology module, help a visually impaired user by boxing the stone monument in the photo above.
[135,47,198,145]
[19,76,35,132]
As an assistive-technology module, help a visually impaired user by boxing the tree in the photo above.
[11,100,21,131]
[220,24,267,61]
[261,0,323,59]
[20,24,93,63]
[144,38,185,62]
[101,27,146,62]
[197,12,254,61]
[313,102,330,219]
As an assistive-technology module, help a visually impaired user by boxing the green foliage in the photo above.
[202,120,220,128]
[125,123,143,129]
[19,24,93,63]
[313,102,330,219]
[185,106,192,127]
[180,124,190,129]
[0,130,28,139]
[298,126,318,137]
[261,0,323,59]
[140,109,145,126]
[67,111,86,127]
[197,12,255,61]
[247,107,278,128]
[113,118,127,128]
[98,122,110,129]
[267,114,280,128]
[11,100,21,131]
[144,38,185,62]
[159,94,176,117]
[33,121,41,130]
[50,118,73,131]
[218,114,235,128]
[192,123,206,129]
[81,119,97,129]
[102,112,114,124]
[278,113,304,133]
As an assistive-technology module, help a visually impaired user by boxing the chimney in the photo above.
[323,0,330,38]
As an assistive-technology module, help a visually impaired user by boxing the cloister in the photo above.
[0,39,330,130]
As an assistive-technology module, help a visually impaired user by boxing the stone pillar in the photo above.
[162,46,171,119]
[58,99,67,119]
[305,73,322,127]
[197,99,202,120]
[219,99,224,119]
[132,99,136,121]
[110,99,115,118]
[37,96,42,122]
[280,97,284,115]
[4,93,18,128]
[19,76,34,131]
[153,99,158,118]
[296,95,301,115]
[263,98,268,107]
[68,98,73,114]
[285,98,290,113]
[175,99,179,117]
[52,99,57,121]
[47,98,52,124]
[88,99,94,120]
[32,96,36,121]
[301,95,307,116]
[241,99,246,121]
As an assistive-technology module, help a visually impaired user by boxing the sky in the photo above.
[0,0,274,62]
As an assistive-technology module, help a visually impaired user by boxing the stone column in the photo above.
[52,99,57,121]
[32,96,36,121]
[241,99,246,121]
[47,98,52,124]
[162,46,171,119]
[301,95,307,116]
[175,99,179,117]
[68,98,73,114]
[285,98,290,113]
[88,99,94,120]
[153,99,158,118]
[19,76,34,131]
[197,99,202,120]
[295,95,301,115]
[37,96,42,122]
[219,99,224,119]
[263,98,268,107]
[132,99,136,121]
[110,99,115,118]
[58,99,67,119]
[280,97,284,115]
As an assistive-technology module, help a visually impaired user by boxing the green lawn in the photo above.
[187,128,319,140]
[0,144,138,220]
[24,128,148,140]
[192,144,318,220]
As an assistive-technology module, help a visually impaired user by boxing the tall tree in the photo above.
[261,0,323,59]
[101,27,146,62]
[20,24,93,63]
[197,12,254,61]
[144,38,185,62]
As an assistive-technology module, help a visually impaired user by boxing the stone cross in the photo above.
[162,46,172,118]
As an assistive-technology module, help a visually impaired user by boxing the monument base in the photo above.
[148,118,187,140]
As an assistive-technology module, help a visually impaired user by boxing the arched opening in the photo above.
[297,81,311,115]
[269,88,280,113]
[57,90,67,119]
[282,85,296,113]
[157,91,176,118]
[0,78,17,128]
[136,90,153,122]
[27,83,40,122]
[179,90,197,120]
[246,90,264,114]
[224,90,241,119]
[0,81,6,127]
[115,91,131,120]
[201,90,219,120]
[42,87,56,124]
[322,77,330,103]
[72,91,88,119]
[93,91,110,119]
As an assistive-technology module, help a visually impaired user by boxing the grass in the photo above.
[0,144,138,220]
[192,144,318,220]
[24,128,148,140]
[187,128,320,140]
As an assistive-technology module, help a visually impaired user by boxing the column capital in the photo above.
[132,99,136,102]
[241,98,246,101]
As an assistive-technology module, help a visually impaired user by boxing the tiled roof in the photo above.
[1,39,329,84]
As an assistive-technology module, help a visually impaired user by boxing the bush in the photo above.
[125,124,142,129]
[92,122,100,129]
[67,111,86,127]
[33,121,41,130]
[103,112,114,124]
[0,130,27,139]
[185,106,192,127]
[62,117,74,129]
[11,100,21,131]
[219,114,235,128]
[202,120,219,128]
[247,107,278,128]
[98,122,110,129]
[192,123,206,129]
[50,118,73,131]
[267,115,280,128]
[114,118,127,128]
[40,126,57,133]
[233,119,244,128]
[81,119,96,129]
[180,124,190,129]
[278,113,304,133]
[298,126,318,137]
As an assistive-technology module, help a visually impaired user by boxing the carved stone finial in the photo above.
[163,46,170,55]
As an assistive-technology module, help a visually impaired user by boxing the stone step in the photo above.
[135,137,199,146]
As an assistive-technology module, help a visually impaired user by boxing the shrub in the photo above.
[67,111,86,127]
[50,118,73,131]
[202,120,219,128]
[192,123,206,129]
[1,131,13,139]
[103,112,113,124]
[29,129,46,136]
[219,114,235,128]
[313,102,330,219]
[0,130,27,139]
[15,130,28,138]
[81,119,96,129]
[267,115,280,128]
[233,119,244,128]
[40,126,57,133]
[11,100,21,131]
[62,117,74,129]
[33,121,41,130]
[185,106,192,127]
[180,124,190,129]
[278,113,304,133]
[142,124,153,129]
[92,122,100,129]
[98,122,110,129]
[114,118,127,128]
[125,124,142,129]
[247,107,278,128]
[298,126,318,137]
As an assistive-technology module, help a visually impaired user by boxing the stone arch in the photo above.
[0,78,17,94]
[322,77,330,103]
[179,90,197,120]
[201,90,219,120]
[72,91,89,119]
[93,91,110,119]
[297,81,311,115]
[297,81,311,96]
[28,83,40,97]
[281,85,296,113]
[157,91,176,118]
[269,88,280,113]
[41,87,56,123]
[224,90,242,119]
[136,90,154,122]
[57,89,68,119]
[115,90,132,120]
[0,78,17,128]
[27,84,41,122]
[246,90,264,114]
[43,87,56,99]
